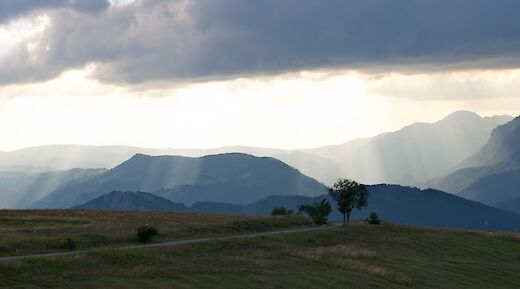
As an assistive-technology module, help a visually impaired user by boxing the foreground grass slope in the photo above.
[1,213,520,288]
[0,210,311,257]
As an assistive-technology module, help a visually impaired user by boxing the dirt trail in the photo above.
[0,226,330,262]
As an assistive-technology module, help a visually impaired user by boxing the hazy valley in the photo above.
[1,111,519,231]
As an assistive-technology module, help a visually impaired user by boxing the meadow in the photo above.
[1,210,519,288]
[0,210,311,257]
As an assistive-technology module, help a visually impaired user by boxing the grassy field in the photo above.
[1,211,520,289]
[0,210,312,257]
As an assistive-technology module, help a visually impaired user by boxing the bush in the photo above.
[298,199,332,225]
[368,212,381,225]
[136,225,159,243]
[271,206,294,216]
[59,238,76,250]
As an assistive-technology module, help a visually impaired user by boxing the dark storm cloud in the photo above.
[0,0,109,21]
[2,0,520,84]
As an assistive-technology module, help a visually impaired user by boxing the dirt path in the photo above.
[0,226,330,262]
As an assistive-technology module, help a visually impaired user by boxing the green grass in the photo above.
[1,215,520,288]
[0,210,312,256]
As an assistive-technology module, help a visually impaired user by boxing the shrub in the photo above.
[136,225,159,243]
[368,212,381,225]
[59,238,76,250]
[271,206,294,216]
[298,199,332,225]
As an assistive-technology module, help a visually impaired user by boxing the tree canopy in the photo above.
[329,179,368,226]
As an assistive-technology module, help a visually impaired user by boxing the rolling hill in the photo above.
[241,184,520,231]
[33,153,327,208]
[2,211,519,289]
[72,191,186,211]
[249,185,520,231]
[73,184,520,231]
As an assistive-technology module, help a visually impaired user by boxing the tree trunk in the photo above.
[342,213,346,227]
[346,213,351,226]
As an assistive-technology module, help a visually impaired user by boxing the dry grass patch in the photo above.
[224,250,277,268]
[290,244,412,286]
[291,244,377,260]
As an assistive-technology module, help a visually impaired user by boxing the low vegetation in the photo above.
[368,212,381,225]
[0,210,312,257]
[1,222,519,288]
[298,199,332,225]
[58,238,76,250]
[271,206,294,216]
[136,225,159,243]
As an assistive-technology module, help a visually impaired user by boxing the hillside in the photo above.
[494,197,520,214]
[431,116,520,206]
[1,211,519,289]
[33,153,327,208]
[72,191,186,211]
[250,185,520,231]
[0,168,105,208]
[73,184,520,231]
[0,210,310,258]
[304,111,512,185]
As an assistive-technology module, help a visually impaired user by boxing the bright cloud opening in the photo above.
[1,65,518,151]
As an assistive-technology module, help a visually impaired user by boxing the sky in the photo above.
[0,0,519,151]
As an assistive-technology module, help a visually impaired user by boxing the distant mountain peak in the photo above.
[130,153,153,159]
[304,110,512,185]
[437,111,514,127]
[440,110,481,122]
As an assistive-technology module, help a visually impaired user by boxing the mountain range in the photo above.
[2,110,519,226]
[304,111,512,185]
[0,111,510,186]
[430,116,520,210]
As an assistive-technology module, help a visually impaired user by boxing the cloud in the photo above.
[2,0,520,84]
[365,69,520,100]
[0,0,109,22]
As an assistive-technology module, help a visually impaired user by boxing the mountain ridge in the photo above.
[32,153,327,208]
[303,111,513,185]
[430,116,520,206]
[0,111,511,187]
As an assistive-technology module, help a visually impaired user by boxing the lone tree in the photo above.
[328,179,368,226]
[298,199,332,225]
